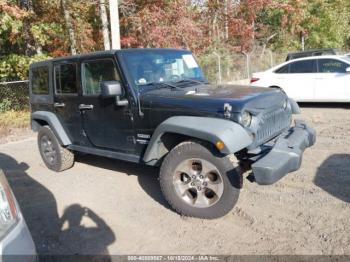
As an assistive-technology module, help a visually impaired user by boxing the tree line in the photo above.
[0,0,349,81]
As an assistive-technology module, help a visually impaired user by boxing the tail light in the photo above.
[0,170,19,239]
[250,77,260,84]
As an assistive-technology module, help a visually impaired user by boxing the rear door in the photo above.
[277,59,317,101]
[53,61,82,144]
[79,57,135,152]
[315,58,350,101]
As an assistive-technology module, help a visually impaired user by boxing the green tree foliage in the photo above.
[260,0,350,51]
[303,0,350,49]
[0,53,49,81]
[0,0,105,81]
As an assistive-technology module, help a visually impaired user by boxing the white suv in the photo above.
[251,55,350,102]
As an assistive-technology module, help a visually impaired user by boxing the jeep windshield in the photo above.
[120,49,207,89]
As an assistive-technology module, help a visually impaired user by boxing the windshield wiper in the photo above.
[174,78,209,86]
[143,81,179,90]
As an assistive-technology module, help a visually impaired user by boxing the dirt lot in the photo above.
[0,127,33,144]
[0,104,349,255]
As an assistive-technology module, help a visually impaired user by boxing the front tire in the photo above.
[159,141,242,219]
[37,126,74,172]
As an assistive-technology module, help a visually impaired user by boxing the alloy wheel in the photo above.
[40,135,57,165]
[173,158,224,208]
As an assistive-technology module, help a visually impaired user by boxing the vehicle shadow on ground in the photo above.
[298,102,350,109]
[75,154,171,210]
[314,154,350,203]
[0,153,116,257]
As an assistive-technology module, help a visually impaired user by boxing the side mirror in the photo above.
[346,67,350,73]
[100,81,128,106]
[101,81,122,97]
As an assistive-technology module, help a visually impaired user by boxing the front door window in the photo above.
[82,59,120,95]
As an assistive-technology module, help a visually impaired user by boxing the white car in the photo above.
[0,169,36,259]
[251,55,350,102]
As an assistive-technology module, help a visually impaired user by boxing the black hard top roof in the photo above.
[30,48,190,67]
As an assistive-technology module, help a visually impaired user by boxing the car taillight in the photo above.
[250,77,260,84]
[0,170,19,239]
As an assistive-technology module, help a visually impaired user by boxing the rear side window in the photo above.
[289,60,317,73]
[54,63,78,94]
[275,65,289,73]
[31,66,49,95]
[318,59,348,73]
[82,59,120,95]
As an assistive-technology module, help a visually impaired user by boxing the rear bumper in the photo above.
[251,120,316,185]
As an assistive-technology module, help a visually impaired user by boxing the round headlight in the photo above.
[240,111,252,127]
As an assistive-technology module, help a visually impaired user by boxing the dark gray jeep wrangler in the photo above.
[29,48,316,219]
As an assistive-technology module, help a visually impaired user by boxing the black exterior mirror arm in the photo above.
[116,96,129,106]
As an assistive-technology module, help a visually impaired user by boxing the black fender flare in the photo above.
[143,116,253,165]
[31,111,71,146]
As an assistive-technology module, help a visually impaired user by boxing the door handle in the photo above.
[54,102,65,108]
[78,104,94,110]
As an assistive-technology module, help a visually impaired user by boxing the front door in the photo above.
[53,61,81,144]
[79,57,135,153]
[315,58,350,101]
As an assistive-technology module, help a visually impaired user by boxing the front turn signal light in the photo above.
[216,141,225,150]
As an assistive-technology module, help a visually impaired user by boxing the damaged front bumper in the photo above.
[251,120,316,185]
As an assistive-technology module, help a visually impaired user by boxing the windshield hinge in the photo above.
[223,103,232,118]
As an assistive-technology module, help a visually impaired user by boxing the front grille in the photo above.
[255,108,291,145]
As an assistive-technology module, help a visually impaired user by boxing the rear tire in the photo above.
[37,126,74,172]
[159,141,242,219]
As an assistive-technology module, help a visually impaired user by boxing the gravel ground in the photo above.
[0,127,33,144]
[0,104,349,255]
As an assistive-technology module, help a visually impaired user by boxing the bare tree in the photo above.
[19,0,40,55]
[61,0,77,55]
[99,0,111,50]
[224,0,229,40]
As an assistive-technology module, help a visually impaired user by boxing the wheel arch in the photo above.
[268,86,300,114]
[143,116,253,166]
[31,111,71,146]
[269,85,282,89]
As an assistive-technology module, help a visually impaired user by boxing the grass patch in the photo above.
[0,110,30,129]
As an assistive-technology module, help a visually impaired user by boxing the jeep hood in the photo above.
[140,84,288,114]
